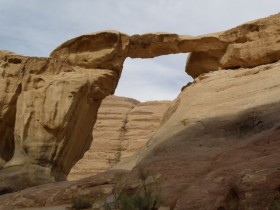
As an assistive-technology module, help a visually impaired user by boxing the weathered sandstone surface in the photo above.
[1,13,280,210]
[0,47,120,192]
[132,61,280,210]
[68,95,170,180]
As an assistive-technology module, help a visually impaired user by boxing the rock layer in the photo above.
[68,95,170,181]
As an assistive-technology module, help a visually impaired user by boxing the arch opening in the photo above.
[115,53,193,102]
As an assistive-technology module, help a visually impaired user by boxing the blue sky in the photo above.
[0,0,279,101]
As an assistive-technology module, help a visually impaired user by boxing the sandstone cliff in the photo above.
[0,48,120,192]
[1,13,280,210]
[68,95,170,180]
[0,24,240,192]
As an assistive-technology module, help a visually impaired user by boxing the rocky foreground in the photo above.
[1,13,280,210]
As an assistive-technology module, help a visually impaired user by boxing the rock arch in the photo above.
[1,14,280,191]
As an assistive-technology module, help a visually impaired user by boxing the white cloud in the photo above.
[0,0,279,101]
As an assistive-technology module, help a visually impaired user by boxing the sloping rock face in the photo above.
[68,95,170,181]
[133,61,280,210]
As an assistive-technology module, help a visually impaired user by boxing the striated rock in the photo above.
[67,96,138,181]
[119,99,171,161]
[68,95,170,181]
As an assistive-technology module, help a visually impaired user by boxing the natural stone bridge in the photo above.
[1,15,279,191]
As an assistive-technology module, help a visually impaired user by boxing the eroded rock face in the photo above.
[68,95,170,181]
[186,14,280,77]
[0,51,25,168]
[0,31,126,192]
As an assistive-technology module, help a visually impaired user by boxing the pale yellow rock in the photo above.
[120,100,171,160]
[0,51,27,168]
[186,13,280,77]
[68,96,170,180]
[68,95,139,180]
[0,31,124,191]
[51,31,130,74]
[139,62,280,161]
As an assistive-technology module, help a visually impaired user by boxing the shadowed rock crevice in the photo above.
[225,188,239,210]
[0,51,27,169]
[115,102,137,164]
[0,83,22,163]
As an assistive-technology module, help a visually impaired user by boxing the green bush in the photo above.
[72,195,93,209]
[269,198,280,210]
[105,168,161,210]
